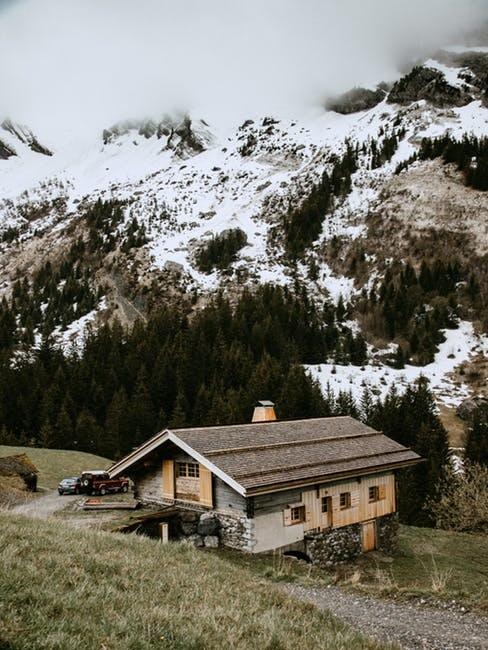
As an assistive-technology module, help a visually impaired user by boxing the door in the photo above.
[362,520,376,552]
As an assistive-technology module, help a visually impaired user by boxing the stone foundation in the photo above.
[218,513,255,551]
[376,512,399,553]
[304,514,399,567]
[148,509,255,551]
[305,523,362,566]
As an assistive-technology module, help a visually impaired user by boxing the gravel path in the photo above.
[283,583,488,650]
[13,491,79,518]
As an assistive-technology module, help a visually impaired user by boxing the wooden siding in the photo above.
[199,465,213,507]
[254,488,303,516]
[301,473,396,531]
[162,459,174,500]
[213,477,247,513]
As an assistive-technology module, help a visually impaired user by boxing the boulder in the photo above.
[456,397,488,421]
[182,534,204,548]
[203,535,219,548]
[180,521,198,536]
[197,512,220,536]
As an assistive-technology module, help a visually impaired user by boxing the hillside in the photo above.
[0,446,111,489]
[0,48,487,393]
[0,512,390,650]
[1,43,488,455]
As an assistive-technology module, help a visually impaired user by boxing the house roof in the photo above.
[108,416,422,496]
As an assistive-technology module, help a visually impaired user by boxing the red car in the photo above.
[80,471,129,496]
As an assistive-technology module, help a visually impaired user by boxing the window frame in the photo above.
[176,461,200,479]
[368,485,380,503]
[321,496,329,513]
[339,492,351,510]
[290,505,306,523]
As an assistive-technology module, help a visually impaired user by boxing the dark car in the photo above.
[58,476,81,495]
[80,471,129,496]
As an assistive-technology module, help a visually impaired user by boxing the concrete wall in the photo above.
[252,510,304,553]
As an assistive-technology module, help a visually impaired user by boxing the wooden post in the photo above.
[159,522,169,544]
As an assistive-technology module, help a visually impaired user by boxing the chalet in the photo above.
[108,402,422,564]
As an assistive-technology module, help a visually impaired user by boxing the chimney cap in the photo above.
[256,400,275,407]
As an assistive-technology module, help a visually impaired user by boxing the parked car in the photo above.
[79,470,129,496]
[58,477,81,495]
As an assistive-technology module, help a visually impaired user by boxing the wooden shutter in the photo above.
[351,490,360,507]
[283,508,292,526]
[162,459,174,500]
[378,484,386,500]
[199,464,213,507]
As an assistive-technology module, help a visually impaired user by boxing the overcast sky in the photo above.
[1,0,487,145]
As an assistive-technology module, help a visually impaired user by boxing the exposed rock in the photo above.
[327,87,386,114]
[197,512,220,536]
[1,119,52,156]
[203,535,219,548]
[388,66,472,108]
[0,139,16,160]
[182,534,204,548]
[456,397,488,421]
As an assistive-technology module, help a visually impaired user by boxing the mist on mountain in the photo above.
[0,0,487,146]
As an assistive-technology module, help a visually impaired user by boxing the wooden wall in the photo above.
[301,473,396,532]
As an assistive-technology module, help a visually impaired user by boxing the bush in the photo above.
[428,462,488,533]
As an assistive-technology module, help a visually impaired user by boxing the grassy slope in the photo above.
[0,513,391,650]
[0,445,112,489]
[342,525,488,613]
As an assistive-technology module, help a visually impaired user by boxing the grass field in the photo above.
[337,525,488,613]
[0,513,392,650]
[0,445,112,489]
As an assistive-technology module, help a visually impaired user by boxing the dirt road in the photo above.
[13,491,79,518]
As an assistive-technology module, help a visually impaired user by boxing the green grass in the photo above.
[342,525,488,612]
[223,525,488,614]
[0,513,392,650]
[0,445,112,490]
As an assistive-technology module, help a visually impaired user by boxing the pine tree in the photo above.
[465,413,488,466]
[169,391,188,429]
[75,409,102,454]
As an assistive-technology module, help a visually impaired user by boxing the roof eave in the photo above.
[107,430,247,498]
[244,457,424,497]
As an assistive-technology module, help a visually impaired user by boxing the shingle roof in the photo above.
[109,416,421,495]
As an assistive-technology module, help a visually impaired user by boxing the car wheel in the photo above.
[100,486,106,496]
[58,490,63,495]
[122,485,128,493]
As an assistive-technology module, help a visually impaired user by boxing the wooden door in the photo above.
[362,520,376,552]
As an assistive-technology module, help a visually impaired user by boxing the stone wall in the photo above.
[305,523,362,566]
[218,513,255,552]
[304,514,400,566]
[376,513,399,554]
[157,510,255,551]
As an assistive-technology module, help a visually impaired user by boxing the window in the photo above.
[284,505,306,525]
[176,462,200,478]
[339,492,351,510]
[321,496,329,513]
[369,486,380,502]
[290,506,305,523]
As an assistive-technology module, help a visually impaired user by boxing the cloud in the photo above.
[0,0,486,144]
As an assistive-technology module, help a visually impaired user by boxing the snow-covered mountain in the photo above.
[1,45,488,410]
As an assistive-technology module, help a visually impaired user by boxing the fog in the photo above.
[0,0,487,145]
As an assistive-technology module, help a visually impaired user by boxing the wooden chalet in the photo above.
[109,402,422,560]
